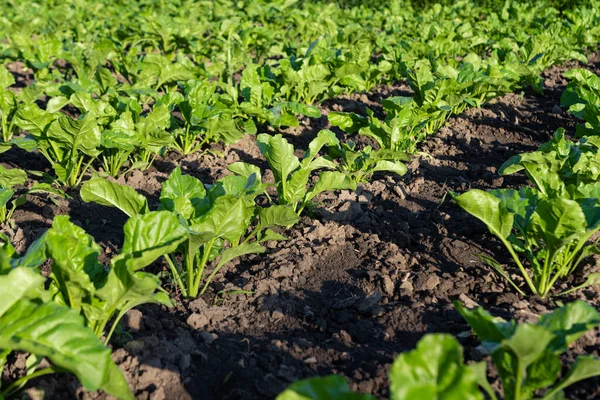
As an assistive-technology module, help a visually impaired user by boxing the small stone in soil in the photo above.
[186,313,208,329]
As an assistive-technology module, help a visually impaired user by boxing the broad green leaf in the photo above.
[328,112,368,133]
[0,299,133,399]
[454,301,514,344]
[277,375,373,400]
[389,334,483,400]
[543,357,600,399]
[501,323,555,370]
[453,190,514,239]
[159,167,207,220]
[305,171,357,203]
[371,160,407,176]
[14,103,54,136]
[46,114,101,157]
[46,216,105,309]
[530,198,587,250]
[537,301,600,352]
[0,66,15,89]
[0,165,27,188]
[0,267,45,315]
[46,96,70,113]
[121,211,188,271]
[258,205,300,228]
[228,162,263,180]
[81,177,149,217]
[257,133,300,188]
[191,196,252,244]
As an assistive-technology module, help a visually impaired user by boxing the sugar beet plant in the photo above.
[0,216,179,399]
[229,130,408,212]
[454,129,600,298]
[0,206,191,398]
[277,301,600,400]
[81,167,299,298]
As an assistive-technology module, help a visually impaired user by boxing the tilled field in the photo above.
[3,56,600,400]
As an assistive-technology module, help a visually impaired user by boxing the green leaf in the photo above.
[453,190,514,239]
[371,160,407,176]
[305,171,357,203]
[121,211,189,271]
[46,96,70,113]
[45,216,105,309]
[14,103,54,136]
[0,66,15,89]
[537,301,600,353]
[0,297,133,399]
[454,301,514,344]
[228,162,263,180]
[0,165,27,188]
[277,375,373,400]
[0,267,45,316]
[328,112,368,133]
[530,198,587,250]
[543,357,600,399]
[257,133,300,192]
[258,205,300,228]
[159,167,207,220]
[389,334,483,400]
[81,177,149,217]
[191,196,253,244]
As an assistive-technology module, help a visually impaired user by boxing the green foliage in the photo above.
[0,242,134,400]
[561,69,600,137]
[277,301,600,400]
[453,129,600,298]
[250,131,357,214]
[455,300,600,400]
[0,165,27,225]
[81,167,299,297]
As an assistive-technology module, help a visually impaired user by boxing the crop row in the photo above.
[2,0,600,399]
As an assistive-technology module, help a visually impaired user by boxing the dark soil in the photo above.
[3,57,600,400]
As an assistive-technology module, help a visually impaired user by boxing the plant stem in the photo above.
[1,367,56,397]
[189,238,216,297]
[499,237,538,296]
[164,254,187,297]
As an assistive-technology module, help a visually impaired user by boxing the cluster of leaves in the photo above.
[0,210,187,399]
[454,129,600,298]
[277,301,600,400]
[80,167,300,298]
[0,0,597,186]
[328,52,557,157]
[561,68,600,137]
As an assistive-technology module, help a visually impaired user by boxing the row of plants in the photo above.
[454,68,600,298]
[2,1,600,398]
[274,68,600,399]
[3,68,600,399]
[1,1,599,189]
[278,301,600,400]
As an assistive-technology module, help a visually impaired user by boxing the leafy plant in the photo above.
[561,68,600,137]
[0,66,19,150]
[455,300,600,400]
[14,103,101,187]
[0,242,134,400]
[453,129,600,298]
[247,130,356,214]
[327,141,408,185]
[277,301,600,400]
[0,165,27,225]
[499,128,600,188]
[453,186,600,298]
[80,167,299,298]
[329,99,429,155]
